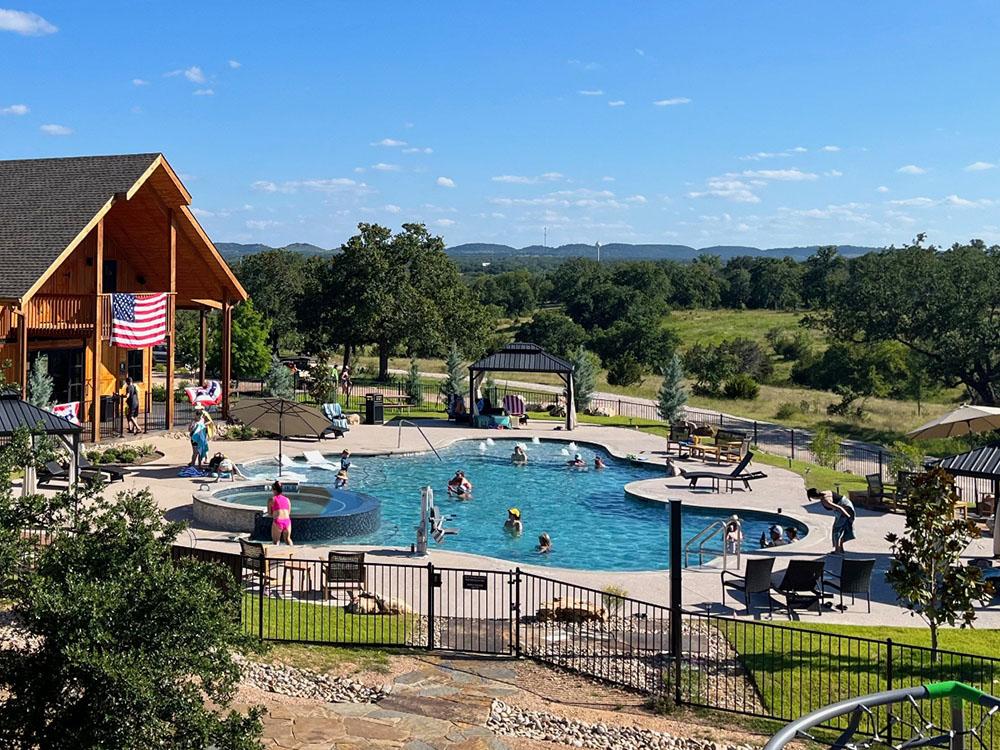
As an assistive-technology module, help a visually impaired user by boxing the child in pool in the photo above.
[335,469,349,489]
[504,507,523,535]
[593,455,606,469]
[511,445,528,464]
[537,532,552,554]
[567,453,586,468]
[448,470,473,497]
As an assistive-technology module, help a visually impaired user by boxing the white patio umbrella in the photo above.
[229,398,332,476]
[907,405,1000,441]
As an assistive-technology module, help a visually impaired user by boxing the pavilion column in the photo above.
[469,370,477,420]
[198,309,207,385]
[165,209,177,429]
[91,219,104,443]
[566,373,575,431]
[221,299,233,419]
[16,310,28,400]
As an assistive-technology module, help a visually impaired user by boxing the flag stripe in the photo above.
[110,292,169,349]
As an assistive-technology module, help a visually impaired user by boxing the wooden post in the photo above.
[91,219,104,443]
[165,209,177,429]
[565,372,574,431]
[221,299,232,419]
[16,310,28,400]
[198,308,207,385]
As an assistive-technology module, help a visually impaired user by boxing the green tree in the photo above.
[308,353,339,404]
[263,358,295,399]
[885,468,992,656]
[235,249,310,353]
[0,486,263,749]
[683,342,737,395]
[657,354,688,423]
[26,356,53,408]
[516,310,587,358]
[225,300,272,379]
[808,425,841,469]
[405,358,422,404]
[570,346,599,411]
[441,343,467,401]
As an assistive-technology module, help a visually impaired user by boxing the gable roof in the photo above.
[0,153,164,301]
[469,342,574,374]
[0,390,81,437]
[932,444,1000,480]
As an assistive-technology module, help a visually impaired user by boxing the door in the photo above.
[102,260,118,294]
[30,347,84,404]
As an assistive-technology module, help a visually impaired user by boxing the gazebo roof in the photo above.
[468,342,574,374]
[0,390,81,437]
[931,444,1000,480]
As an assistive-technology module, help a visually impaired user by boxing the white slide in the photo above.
[302,450,339,471]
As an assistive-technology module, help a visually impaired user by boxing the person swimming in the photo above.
[511,445,528,464]
[334,468,349,489]
[448,470,473,498]
[568,453,586,468]
[537,532,552,554]
[504,507,523,535]
[593,455,606,469]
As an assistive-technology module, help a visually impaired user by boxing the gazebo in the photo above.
[0,389,83,490]
[468,343,576,431]
[932,444,1000,502]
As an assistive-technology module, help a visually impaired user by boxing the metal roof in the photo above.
[0,153,160,299]
[932,444,1000,480]
[469,342,574,374]
[0,391,81,436]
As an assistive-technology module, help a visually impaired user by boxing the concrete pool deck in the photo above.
[67,418,1000,628]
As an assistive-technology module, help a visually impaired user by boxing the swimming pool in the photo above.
[239,438,805,571]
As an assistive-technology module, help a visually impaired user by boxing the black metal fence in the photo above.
[170,544,1000,737]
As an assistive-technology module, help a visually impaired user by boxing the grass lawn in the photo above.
[716,620,1000,729]
[265,643,394,674]
[751,451,867,493]
[243,595,413,646]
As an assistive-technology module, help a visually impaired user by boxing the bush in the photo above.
[809,425,841,469]
[174,379,190,403]
[150,384,167,403]
[606,355,645,387]
[601,584,629,613]
[723,374,760,400]
[775,402,800,420]
[222,423,259,441]
[766,327,813,361]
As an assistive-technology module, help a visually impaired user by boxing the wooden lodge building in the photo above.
[0,153,247,442]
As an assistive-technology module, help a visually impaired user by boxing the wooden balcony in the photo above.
[22,293,174,339]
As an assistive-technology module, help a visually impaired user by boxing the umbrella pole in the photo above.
[278,409,283,477]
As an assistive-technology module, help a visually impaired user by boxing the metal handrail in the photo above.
[397,419,443,461]
[684,517,742,569]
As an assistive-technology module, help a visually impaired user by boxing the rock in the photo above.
[235,654,383,704]
[346,591,412,615]
[535,600,607,623]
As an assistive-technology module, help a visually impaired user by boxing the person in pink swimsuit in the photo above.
[268,481,293,545]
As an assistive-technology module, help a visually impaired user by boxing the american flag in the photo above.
[110,293,168,349]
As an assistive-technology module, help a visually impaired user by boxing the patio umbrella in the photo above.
[907,405,1000,440]
[229,398,331,475]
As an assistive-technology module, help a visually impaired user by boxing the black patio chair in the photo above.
[239,538,278,593]
[771,558,827,616]
[721,556,775,614]
[825,557,875,613]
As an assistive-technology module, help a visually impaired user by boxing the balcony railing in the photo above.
[23,293,174,339]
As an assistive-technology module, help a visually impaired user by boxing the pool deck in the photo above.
[66,418,1000,628]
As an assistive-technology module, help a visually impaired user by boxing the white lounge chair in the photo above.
[302,450,338,471]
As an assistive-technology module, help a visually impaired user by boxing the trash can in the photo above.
[365,393,384,425]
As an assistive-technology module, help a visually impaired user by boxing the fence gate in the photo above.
[429,566,515,655]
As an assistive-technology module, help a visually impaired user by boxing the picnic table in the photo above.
[381,395,412,414]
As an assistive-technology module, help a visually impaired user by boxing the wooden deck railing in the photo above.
[22,293,174,339]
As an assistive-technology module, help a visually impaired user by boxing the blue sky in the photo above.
[3,2,1000,250]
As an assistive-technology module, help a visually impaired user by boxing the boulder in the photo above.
[345,591,412,615]
[535,599,607,623]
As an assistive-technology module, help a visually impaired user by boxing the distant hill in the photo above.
[216,240,880,263]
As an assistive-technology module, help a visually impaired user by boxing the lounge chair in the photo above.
[824,557,875,613]
[321,551,366,601]
[78,455,126,482]
[502,394,526,426]
[865,473,897,510]
[302,450,338,471]
[321,402,350,438]
[681,452,767,492]
[39,460,113,486]
[721,557,775,615]
[772,558,827,616]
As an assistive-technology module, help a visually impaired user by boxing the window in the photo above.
[127,349,144,383]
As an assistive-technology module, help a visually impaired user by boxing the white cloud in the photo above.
[0,9,57,35]
[791,146,807,153]
[739,151,790,161]
[1,103,28,115]
[602,176,615,182]
[436,176,456,188]
[246,219,281,230]
[945,194,994,207]
[889,197,935,207]
[625,194,647,204]
[739,168,818,181]
[653,97,691,106]
[876,185,890,193]
[608,100,625,107]
[372,162,401,172]
[578,89,604,96]
[184,66,206,83]
[897,164,927,175]
[688,178,761,203]
[131,78,149,87]
[491,173,564,185]
[888,194,994,209]
[193,88,214,96]
[492,187,649,211]
[635,48,645,56]
[402,146,432,154]
[371,138,407,147]
[251,177,371,195]
[825,170,844,177]
[190,207,215,218]
[40,123,72,136]
[821,145,841,152]
[434,218,456,227]
[567,59,601,71]
[384,204,401,214]
[228,59,241,69]
[965,161,996,172]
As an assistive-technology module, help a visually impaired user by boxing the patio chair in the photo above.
[721,557,775,614]
[866,474,896,510]
[667,425,692,455]
[78,454,125,482]
[321,402,350,439]
[719,435,750,463]
[239,538,278,593]
[321,551,367,601]
[824,557,875,613]
[502,394,526,425]
[37,461,69,486]
[681,452,767,492]
[771,558,827,616]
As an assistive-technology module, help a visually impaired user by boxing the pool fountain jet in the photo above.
[485,437,495,446]
[568,442,578,452]
[478,442,487,451]
[560,448,570,456]
[531,436,541,444]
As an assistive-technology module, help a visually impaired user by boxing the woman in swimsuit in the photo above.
[268,480,293,545]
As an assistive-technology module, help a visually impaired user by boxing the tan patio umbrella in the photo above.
[229,398,332,475]
[907,405,1000,440]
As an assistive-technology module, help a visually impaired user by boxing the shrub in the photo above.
[173,379,190,403]
[809,425,841,469]
[263,358,295,399]
[606,355,645,387]
[150,384,167,403]
[888,440,925,478]
[775,402,800,420]
[571,347,600,411]
[404,358,422,405]
[766,327,813,361]
[223,423,259,441]
[723,374,760,400]
[601,584,629,613]
[657,354,688,423]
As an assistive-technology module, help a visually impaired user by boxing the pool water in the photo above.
[241,438,804,571]
[228,491,332,515]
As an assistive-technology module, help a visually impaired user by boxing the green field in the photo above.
[242,595,413,645]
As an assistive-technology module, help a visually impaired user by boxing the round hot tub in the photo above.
[193,482,381,543]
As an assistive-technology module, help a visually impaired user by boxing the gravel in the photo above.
[488,699,759,750]
[235,654,385,704]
